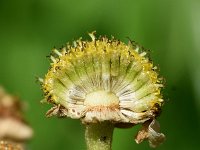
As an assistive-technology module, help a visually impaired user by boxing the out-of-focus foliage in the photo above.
[0,0,199,150]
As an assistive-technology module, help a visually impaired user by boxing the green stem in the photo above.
[85,122,114,150]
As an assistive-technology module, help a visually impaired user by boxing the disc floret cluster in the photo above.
[41,32,165,149]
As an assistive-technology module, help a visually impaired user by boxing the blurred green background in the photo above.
[0,0,200,149]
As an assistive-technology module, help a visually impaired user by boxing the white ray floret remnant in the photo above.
[41,32,165,148]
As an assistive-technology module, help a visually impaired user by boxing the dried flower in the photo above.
[41,32,165,149]
[0,87,33,149]
[0,141,23,150]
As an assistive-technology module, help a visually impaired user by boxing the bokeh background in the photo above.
[0,0,200,149]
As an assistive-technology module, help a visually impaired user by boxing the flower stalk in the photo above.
[85,122,114,150]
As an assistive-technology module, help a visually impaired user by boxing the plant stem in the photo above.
[85,122,114,150]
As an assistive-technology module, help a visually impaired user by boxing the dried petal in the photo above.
[135,119,165,148]
[0,118,33,141]
[148,119,165,148]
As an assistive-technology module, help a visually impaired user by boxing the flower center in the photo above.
[84,90,119,107]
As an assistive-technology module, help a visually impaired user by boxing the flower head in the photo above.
[0,86,33,147]
[41,32,165,147]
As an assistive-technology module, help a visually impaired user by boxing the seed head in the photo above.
[41,32,165,147]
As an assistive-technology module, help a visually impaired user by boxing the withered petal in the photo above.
[135,119,165,148]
